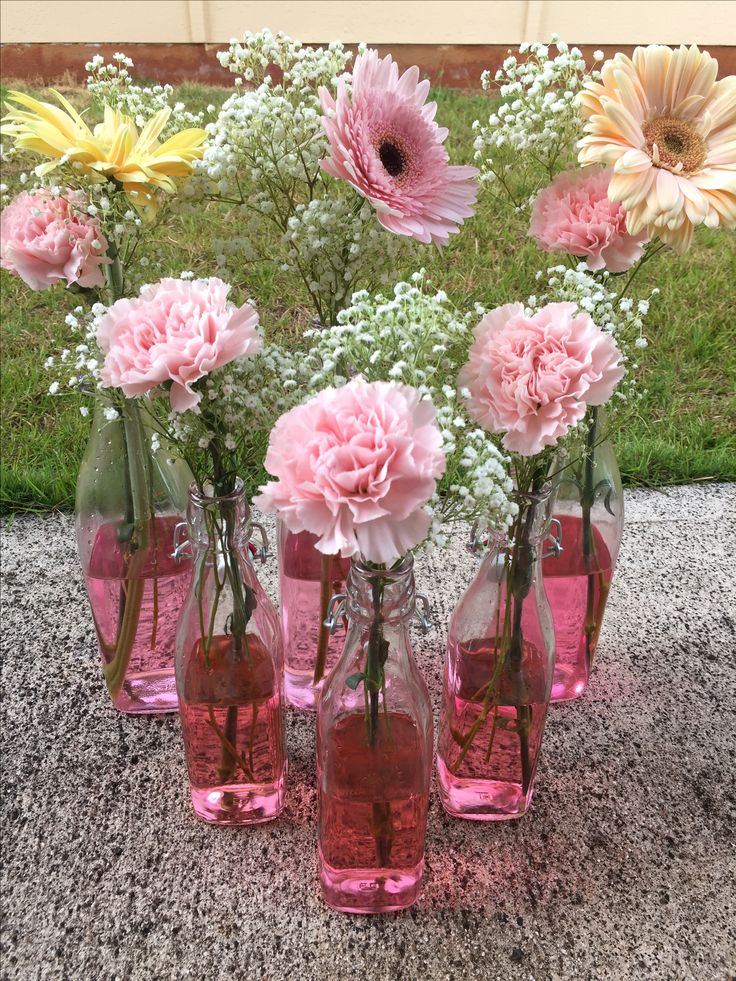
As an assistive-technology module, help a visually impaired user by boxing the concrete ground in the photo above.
[1,483,735,981]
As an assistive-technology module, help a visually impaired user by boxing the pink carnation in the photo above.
[255,378,446,564]
[97,277,262,411]
[319,49,478,247]
[0,189,109,290]
[529,167,647,273]
[459,301,625,457]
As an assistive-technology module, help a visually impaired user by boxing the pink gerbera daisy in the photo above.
[319,49,479,246]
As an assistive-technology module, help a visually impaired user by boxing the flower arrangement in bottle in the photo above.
[270,274,514,707]
[198,31,482,708]
[198,31,479,325]
[95,272,286,823]
[256,377,446,911]
[0,54,207,712]
[437,298,625,819]
[474,38,735,698]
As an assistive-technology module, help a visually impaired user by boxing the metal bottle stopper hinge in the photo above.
[323,592,433,634]
[171,521,270,564]
[543,518,563,559]
[467,519,563,559]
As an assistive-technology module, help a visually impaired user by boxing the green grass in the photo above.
[1,84,734,512]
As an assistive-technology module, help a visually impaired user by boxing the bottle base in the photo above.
[437,759,532,821]
[319,855,423,913]
[284,668,324,712]
[550,662,589,703]
[190,777,286,825]
[112,669,179,714]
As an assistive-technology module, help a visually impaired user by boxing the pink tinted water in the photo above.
[85,516,191,713]
[437,638,549,820]
[319,712,428,912]
[179,634,285,825]
[542,514,613,701]
[280,530,349,710]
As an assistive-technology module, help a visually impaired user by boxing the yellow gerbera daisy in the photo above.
[1,90,206,219]
[577,45,736,253]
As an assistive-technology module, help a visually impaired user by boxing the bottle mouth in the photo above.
[510,485,552,506]
[188,477,246,508]
[350,553,414,582]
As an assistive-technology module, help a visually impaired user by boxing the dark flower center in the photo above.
[379,140,406,177]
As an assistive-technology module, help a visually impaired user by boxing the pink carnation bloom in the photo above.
[98,277,262,411]
[319,49,479,247]
[459,302,625,457]
[0,189,109,290]
[255,378,446,564]
[529,167,648,273]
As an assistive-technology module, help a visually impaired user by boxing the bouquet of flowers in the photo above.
[95,273,287,823]
[437,296,627,817]
[198,30,478,325]
[1,57,208,711]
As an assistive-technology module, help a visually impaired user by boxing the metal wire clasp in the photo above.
[467,521,488,555]
[250,522,269,564]
[171,521,192,563]
[543,518,563,559]
[413,593,433,633]
[324,593,347,634]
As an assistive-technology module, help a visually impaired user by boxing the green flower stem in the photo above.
[94,235,156,698]
[363,569,394,866]
[450,477,544,793]
[102,399,153,697]
[197,412,260,801]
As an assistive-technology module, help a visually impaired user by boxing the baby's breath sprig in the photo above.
[195,29,419,325]
[473,37,602,210]
[301,274,516,540]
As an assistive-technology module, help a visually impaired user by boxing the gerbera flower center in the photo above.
[642,115,707,175]
[376,135,410,179]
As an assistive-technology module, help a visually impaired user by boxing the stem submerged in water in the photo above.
[100,399,153,697]
[450,478,544,793]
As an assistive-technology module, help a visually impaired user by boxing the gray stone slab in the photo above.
[2,483,735,981]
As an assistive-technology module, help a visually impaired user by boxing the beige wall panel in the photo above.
[0,0,193,43]
[538,0,736,45]
[205,1,526,45]
[1,0,735,45]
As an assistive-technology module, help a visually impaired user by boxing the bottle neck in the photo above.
[345,554,416,628]
[187,478,252,554]
[486,487,552,555]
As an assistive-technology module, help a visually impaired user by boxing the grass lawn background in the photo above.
[2,82,735,513]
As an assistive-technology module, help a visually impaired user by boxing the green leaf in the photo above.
[345,672,365,690]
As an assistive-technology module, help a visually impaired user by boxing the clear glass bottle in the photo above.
[175,479,286,825]
[76,397,193,714]
[437,490,555,821]
[317,555,433,913]
[277,523,350,710]
[543,407,624,701]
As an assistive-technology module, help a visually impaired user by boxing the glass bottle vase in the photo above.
[317,555,433,913]
[278,523,350,710]
[543,407,624,701]
[75,397,193,714]
[175,479,286,825]
[437,490,555,821]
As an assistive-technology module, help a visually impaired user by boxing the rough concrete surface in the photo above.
[2,483,735,981]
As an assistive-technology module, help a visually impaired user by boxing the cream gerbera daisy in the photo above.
[577,45,736,252]
[1,91,206,219]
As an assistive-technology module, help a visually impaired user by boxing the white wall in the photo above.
[2,0,735,45]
